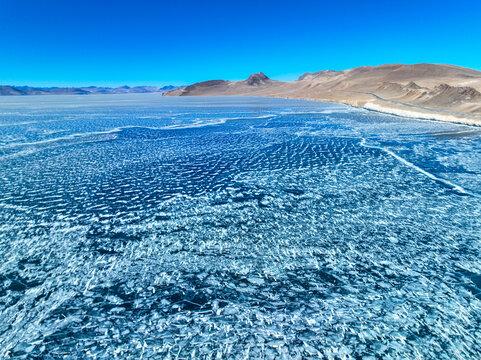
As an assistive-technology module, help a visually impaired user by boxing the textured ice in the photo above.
[0,94,480,359]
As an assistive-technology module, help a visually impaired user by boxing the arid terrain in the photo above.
[164,64,481,125]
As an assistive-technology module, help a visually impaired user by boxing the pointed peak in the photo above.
[246,72,270,85]
[406,81,421,89]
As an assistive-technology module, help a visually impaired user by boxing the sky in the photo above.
[0,0,480,87]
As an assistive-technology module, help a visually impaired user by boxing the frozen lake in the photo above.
[0,94,480,359]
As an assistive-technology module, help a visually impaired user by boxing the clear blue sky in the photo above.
[1,0,480,86]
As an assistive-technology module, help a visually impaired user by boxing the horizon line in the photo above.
[2,62,481,88]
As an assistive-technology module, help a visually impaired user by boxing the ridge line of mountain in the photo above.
[0,85,181,96]
[163,64,481,126]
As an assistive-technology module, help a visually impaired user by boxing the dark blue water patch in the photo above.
[457,269,481,300]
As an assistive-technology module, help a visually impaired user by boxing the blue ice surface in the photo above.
[0,94,480,359]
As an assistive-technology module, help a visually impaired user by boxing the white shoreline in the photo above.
[362,101,481,127]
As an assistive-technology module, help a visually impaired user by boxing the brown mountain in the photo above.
[164,63,481,125]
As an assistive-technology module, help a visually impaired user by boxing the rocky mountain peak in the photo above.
[246,72,269,86]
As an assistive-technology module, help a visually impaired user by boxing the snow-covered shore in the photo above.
[363,101,481,127]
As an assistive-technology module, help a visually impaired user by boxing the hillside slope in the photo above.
[164,64,481,125]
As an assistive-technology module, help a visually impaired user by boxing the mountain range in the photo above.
[164,64,481,125]
[0,85,179,96]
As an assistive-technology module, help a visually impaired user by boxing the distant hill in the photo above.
[0,85,180,96]
[164,63,481,125]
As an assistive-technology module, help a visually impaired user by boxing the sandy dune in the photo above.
[164,64,481,125]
